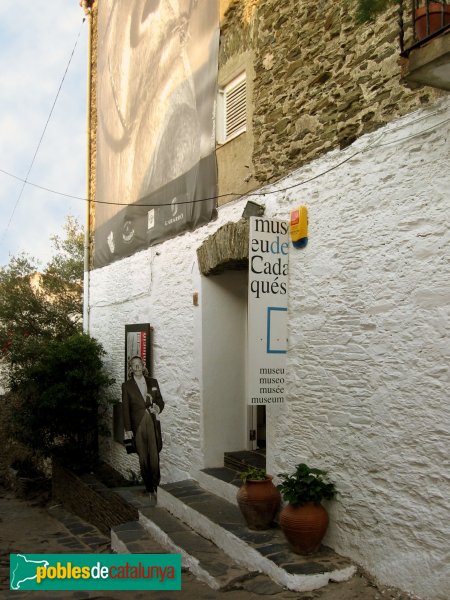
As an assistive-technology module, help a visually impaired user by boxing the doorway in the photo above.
[201,269,265,467]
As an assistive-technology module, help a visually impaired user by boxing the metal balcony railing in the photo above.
[399,0,450,56]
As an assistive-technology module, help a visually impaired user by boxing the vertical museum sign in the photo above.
[248,217,289,405]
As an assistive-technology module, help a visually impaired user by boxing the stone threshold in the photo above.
[114,478,356,593]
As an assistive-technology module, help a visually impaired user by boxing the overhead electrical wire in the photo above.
[0,19,85,244]
[0,167,87,201]
[0,102,449,210]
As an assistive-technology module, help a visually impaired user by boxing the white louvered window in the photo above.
[217,72,247,144]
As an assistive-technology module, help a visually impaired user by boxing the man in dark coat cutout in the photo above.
[122,356,164,505]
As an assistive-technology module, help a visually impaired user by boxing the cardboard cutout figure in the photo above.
[122,356,164,505]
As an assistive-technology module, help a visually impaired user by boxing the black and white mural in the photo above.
[94,0,219,268]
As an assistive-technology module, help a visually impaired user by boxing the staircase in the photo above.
[108,459,356,593]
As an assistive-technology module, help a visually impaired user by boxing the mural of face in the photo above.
[97,0,198,209]
[95,0,218,267]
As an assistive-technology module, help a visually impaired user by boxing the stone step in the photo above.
[111,489,256,591]
[195,466,241,505]
[157,479,356,593]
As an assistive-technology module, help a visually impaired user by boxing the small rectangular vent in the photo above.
[225,77,246,140]
[217,72,247,144]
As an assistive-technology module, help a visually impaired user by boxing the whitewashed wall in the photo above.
[90,98,450,600]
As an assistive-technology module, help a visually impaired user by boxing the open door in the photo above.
[247,406,266,451]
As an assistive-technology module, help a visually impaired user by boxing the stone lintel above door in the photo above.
[197,218,249,276]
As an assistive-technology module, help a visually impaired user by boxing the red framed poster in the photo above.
[124,323,152,379]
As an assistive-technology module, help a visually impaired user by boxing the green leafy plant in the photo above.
[239,466,267,483]
[0,217,84,384]
[277,463,336,505]
[9,333,114,473]
[356,0,393,23]
[0,219,112,477]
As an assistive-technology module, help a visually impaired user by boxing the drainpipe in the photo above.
[82,1,92,334]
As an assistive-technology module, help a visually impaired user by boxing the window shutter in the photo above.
[225,75,246,140]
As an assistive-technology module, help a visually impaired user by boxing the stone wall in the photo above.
[219,0,443,185]
[219,0,255,64]
[52,462,138,535]
[264,100,450,600]
[87,1,98,268]
[87,2,449,597]
[89,97,450,599]
[197,218,249,275]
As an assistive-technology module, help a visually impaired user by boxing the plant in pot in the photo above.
[277,463,336,555]
[414,2,450,41]
[236,466,281,530]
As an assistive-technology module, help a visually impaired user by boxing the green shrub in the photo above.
[9,333,114,473]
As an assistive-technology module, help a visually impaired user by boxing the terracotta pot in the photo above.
[236,476,281,530]
[415,3,450,40]
[279,502,329,554]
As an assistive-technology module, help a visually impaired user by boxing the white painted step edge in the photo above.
[111,522,221,591]
[157,486,356,593]
[193,469,239,506]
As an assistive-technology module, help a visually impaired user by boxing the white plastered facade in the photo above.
[90,98,450,600]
